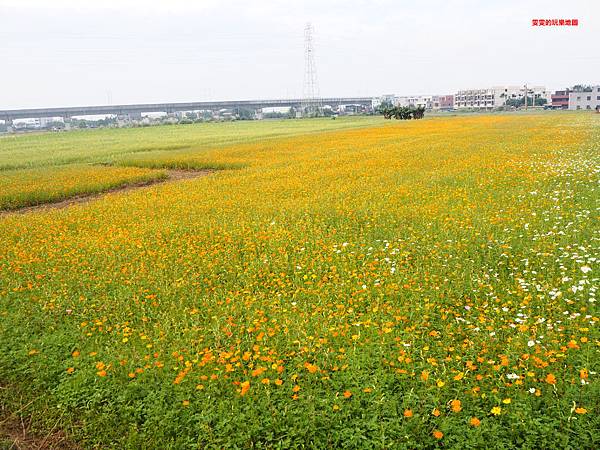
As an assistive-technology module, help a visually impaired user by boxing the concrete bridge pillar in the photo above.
[63,115,72,130]
[4,118,13,133]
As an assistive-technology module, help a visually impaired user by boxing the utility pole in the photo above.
[301,23,322,117]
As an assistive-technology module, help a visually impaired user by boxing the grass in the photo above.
[0,113,598,448]
[0,116,383,170]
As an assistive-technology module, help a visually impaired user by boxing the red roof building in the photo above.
[551,90,569,109]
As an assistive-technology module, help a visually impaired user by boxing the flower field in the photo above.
[0,165,167,210]
[0,113,598,448]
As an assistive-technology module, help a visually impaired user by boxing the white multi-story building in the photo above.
[396,95,440,109]
[568,86,600,110]
[454,88,495,109]
[454,86,549,109]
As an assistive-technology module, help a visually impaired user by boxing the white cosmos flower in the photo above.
[529,388,536,394]
[527,340,535,347]
[581,266,592,274]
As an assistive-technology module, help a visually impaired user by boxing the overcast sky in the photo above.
[1,0,599,109]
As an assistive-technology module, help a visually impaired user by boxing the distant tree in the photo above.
[506,97,547,108]
[571,85,593,92]
[263,111,287,119]
[380,104,425,120]
[236,108,255,120]
[376,100,394,117]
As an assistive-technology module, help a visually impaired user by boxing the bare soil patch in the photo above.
[0,416,78,450]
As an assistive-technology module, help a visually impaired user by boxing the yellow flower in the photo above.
[182,400,190,406]
[574,407,587,415]
[502,398,511,404]
[436,380,445,388]
[491,406,502,415]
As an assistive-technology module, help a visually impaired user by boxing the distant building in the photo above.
[454,88,495,109]
[373,95,397,109]
[396,95,438,109]
[568,86,600,110]
[454,86,549,109]
[438,95,454,110]
[550,90,570,109]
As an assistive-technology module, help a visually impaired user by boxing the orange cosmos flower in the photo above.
[343,390,352,398]
[450,399,462,413]
[403,409,413,418]
[240,381,250,396]
[432,430,443,439]
[574,407,587,414]
[545,373,556,385]
[304,362,318,373]
[470,417,481,427]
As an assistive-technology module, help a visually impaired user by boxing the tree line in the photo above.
[377,102,426,120]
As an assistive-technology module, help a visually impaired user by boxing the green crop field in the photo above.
[0,113,598,449]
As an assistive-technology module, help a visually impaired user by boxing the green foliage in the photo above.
[505,97,547,108]
[378,104,426,120]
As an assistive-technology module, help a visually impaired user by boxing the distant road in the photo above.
[0,97,374,121]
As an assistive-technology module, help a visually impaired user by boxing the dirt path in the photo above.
[1,169,214,216]
[0,416,78,450]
